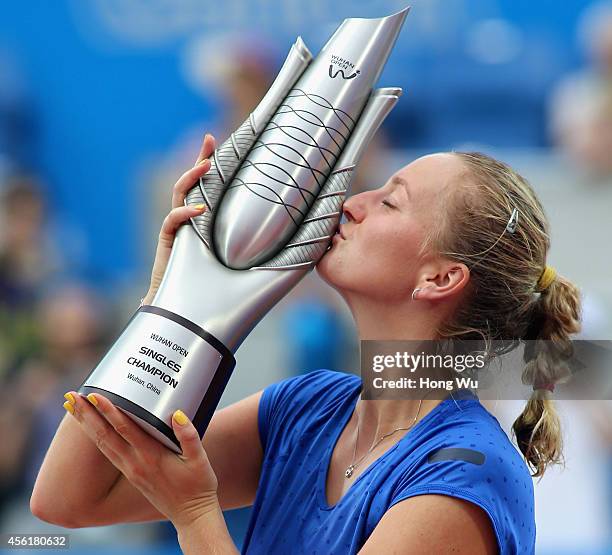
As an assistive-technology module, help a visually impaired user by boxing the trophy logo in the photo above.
[78,8,410,452]
[329,54,361,80]
[328,66,361,80]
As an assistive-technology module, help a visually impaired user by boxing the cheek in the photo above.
[359,226,416,268]
[318,228,419,296]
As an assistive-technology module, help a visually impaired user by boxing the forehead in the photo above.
[392,153,465,200]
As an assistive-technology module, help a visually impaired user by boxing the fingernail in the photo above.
[64,392,75,404]
[63,401,75,415]
[86,393,98,407]
[198,158,209,166]
[194,204,206,211]
[173,410,189,426]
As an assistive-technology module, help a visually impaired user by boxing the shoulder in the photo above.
[362,491,499,554]
[393,398,533,498]
[390,399,535,553]
[258,369,359,448]
[260,369,358,416]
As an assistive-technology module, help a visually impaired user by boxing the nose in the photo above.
[341,191,368,223]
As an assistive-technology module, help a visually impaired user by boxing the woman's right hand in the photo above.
[142,133,216,305]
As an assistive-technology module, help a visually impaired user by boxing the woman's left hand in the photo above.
[64,391,219,529]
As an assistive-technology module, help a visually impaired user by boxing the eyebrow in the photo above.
[390,175,410,199]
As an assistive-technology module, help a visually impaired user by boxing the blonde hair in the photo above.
[423,152,582,478]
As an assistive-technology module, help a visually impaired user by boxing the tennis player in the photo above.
[31,134,581,554]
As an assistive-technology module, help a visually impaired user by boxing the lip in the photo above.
[337,225,346,240]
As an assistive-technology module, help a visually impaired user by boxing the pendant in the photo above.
[345,465,355,478]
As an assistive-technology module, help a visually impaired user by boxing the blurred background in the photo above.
[0,0,611,553]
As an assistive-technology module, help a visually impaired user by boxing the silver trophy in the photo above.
[78,8,409,452]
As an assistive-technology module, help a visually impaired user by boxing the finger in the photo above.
[159,205,206,246]
[171,159,212,208]
[171,410,205,460]
[84,392,160,453]
[63,391,132,467]
[194,133,216,166]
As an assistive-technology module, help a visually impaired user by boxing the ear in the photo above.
[415,262,470,301]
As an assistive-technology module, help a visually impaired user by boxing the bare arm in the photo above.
[358,494,498,554]
[31,389,263,527]
[30,411,125,527]
[176,505,239,555]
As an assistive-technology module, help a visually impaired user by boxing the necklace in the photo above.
[344,398,423,479]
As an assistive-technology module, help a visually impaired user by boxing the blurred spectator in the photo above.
[0,284,108,520]
[587,401,612,545]
[210,35,279,134]
[0,179,50,301]
[0,178,60,380]
[550,2,612,177]
[0,48,31,181]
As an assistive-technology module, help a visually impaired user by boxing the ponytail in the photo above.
[512,274,582,477]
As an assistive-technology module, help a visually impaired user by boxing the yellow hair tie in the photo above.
[536,265,556,292]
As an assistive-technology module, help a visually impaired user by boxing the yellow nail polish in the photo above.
[173,410,189,426]
[64,392,75,404]
[194,204,206,211]
[86,393,98,407]
[63,401,75,415]
[198,158,209,166]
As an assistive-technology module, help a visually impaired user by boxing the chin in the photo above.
[315,250,332,281]
[317,248,354,299]
[315,248,341,287]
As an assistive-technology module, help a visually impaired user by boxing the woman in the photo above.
[31,134,581,554]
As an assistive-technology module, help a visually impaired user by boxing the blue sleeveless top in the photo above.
[242,369,535,554]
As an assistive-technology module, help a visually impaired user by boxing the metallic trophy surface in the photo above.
[78,8,409,452]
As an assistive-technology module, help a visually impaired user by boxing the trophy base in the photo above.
[78,385,182,452]
[77,305,236,453]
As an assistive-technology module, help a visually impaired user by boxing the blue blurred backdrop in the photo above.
[0,0,599,288]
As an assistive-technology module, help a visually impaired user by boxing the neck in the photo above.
[354,396,442,444]
[346,292,442,340]
[342,292,449,436]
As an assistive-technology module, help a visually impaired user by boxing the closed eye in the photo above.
[382,199,397,209]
